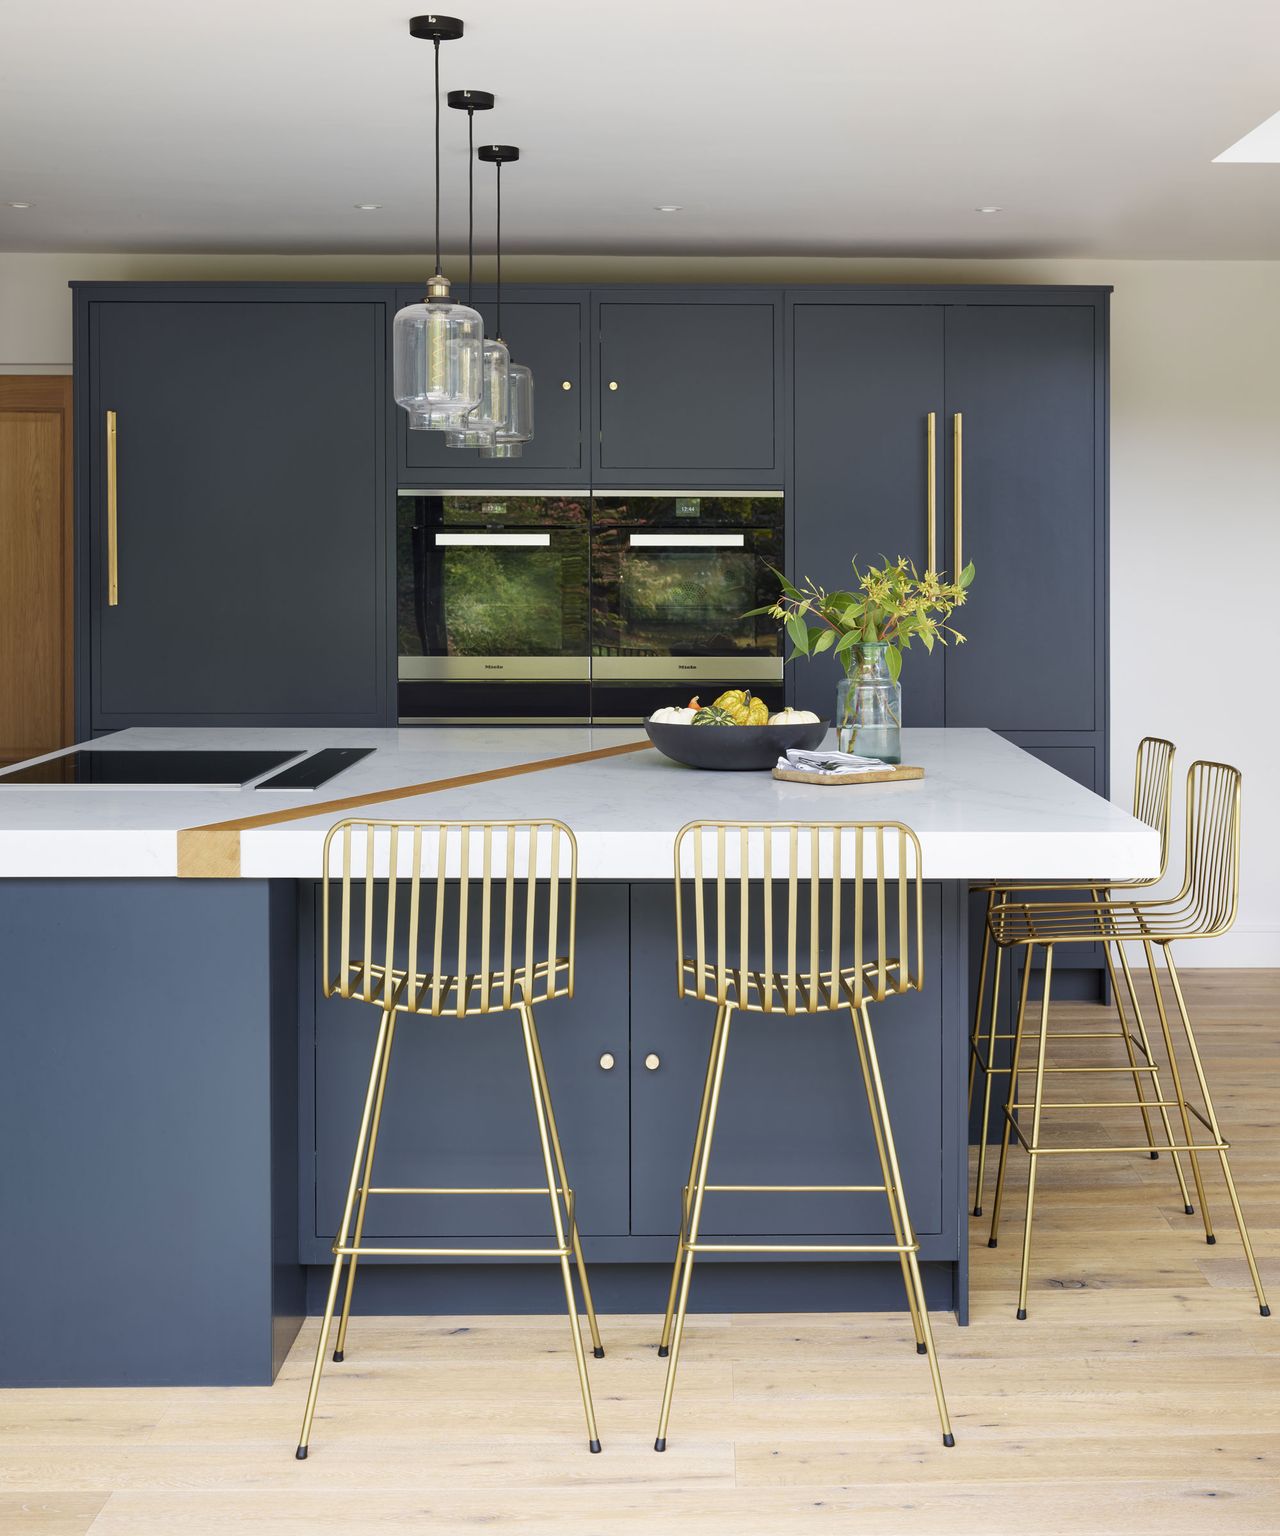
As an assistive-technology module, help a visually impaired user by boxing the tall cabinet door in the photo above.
[790,303,946,724]
[942,304,1101,732]
[89,300,388,728]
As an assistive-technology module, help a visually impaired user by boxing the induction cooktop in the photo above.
[0,749,306,788]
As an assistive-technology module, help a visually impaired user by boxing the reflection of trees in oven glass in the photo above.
[425,547,589,658]
[622,553,749,625]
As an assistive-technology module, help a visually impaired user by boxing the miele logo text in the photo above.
[484,664,505,670]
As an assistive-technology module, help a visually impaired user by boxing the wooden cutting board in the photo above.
[772,763,925,787]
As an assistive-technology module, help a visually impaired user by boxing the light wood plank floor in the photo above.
[4,969,1278,1535]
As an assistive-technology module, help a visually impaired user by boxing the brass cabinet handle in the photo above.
[952,411,963,574]
[608,380,619,391]
[598,1052,616,1071]
[106,409,119,606]
[561,380,573,391]
[925,411,937,571]
[644,1052,660,1071]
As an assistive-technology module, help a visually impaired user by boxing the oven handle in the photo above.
[627,533,746,548]
[434,532,552,547]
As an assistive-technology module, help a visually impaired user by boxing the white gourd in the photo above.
[650,706,697,725]
[768,707,821,725]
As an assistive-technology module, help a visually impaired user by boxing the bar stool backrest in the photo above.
[1130,736,1176,886]
[320,818,577,1016]
[673,820,924,1015]
[1167,761,1242,939]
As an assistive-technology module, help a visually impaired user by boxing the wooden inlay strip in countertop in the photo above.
[175,738,654,879]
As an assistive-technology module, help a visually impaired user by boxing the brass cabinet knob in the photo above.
[561,380,573,391]
[598,1052,615,1071]
[644,1052,661,1071]
[608,380,619,391]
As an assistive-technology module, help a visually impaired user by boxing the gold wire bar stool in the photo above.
[968,737,1185,1219]
[985,761,1271,1321]
[653,819,955,1452]
[295,818,604,1460]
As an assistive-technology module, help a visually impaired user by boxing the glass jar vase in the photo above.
[836,642,902,763]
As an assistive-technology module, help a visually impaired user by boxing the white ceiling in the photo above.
[2,0,1280,258]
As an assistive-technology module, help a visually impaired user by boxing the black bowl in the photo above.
[645,719,830,771]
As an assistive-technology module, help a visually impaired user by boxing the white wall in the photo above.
[3,251,1277,963]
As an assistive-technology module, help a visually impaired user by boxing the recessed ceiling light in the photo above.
[1215,107,1280,162]
[354,203,381,211]
[975,205,1002,214]
[7,201,32,209]
[654,205,682,213]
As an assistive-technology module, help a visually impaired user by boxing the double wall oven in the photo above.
[397,490,784,722]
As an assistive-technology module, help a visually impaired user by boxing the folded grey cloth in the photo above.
[777,747,888,776]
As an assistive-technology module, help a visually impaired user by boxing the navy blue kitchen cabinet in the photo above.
[396,285,589,486]
[301,881,631,1259]
[74,286,394,734]
[593,290,784,486]
[629,881,947,1242]
[790,302,948,724]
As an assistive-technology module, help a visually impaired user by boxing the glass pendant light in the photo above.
[478,145,535,459]
[443,119,509,450]
[392,16,484,432]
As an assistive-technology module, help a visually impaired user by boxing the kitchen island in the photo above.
[0,727,1157,1386]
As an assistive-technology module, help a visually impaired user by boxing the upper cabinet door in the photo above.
[595,293,782,484]
[943,304,1101,732]
[790,302,946,724]
[398,289,588,485]
[90,299,388,728]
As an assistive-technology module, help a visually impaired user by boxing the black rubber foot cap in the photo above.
[589,1439,602,1454]
[332,1350,343,1363]
[943,1433,956,1448]
[654,1437,667,1453]
[657,1345,669,1357]
[1016,1307,1027,1320]
[1185,1204,1195,1215]
[916,1342,928,1355]
[1261,1305,1271,1317]
[593,1346,605,1358]
[1206,1234,1217,1245]
[972,1206,983,1217]
[1149,1151,1160,1160]
[295,1446,308,1460]
[987,1238,998,1249]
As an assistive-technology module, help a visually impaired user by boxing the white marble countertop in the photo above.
[0,726,1157,882]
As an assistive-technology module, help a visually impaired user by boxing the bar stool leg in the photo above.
[296,1006,394,1459]
[524,1006,605,1358]
[1143,941,1215,1243]
[1113,938,1193,1211]
[854,1002,954,1446]
[659,1002,730,1357]
[968,891,995,1106]
[517,1004,601,1452]
[1163,951,1271,1317]
[988,953,1034,1248]
[655,1004,734,1452]
[848,1004,924,1355]
[972,944,1004,1217]
[1016,945,1054,1319]
[333,1012,400,1363]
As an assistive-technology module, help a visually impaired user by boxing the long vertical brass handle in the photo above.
[106,409,119,606]
[925,412,937,571]
[952,411,963,574]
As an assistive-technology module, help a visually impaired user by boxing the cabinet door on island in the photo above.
[305,882,630,1255]
[85,297,390,730]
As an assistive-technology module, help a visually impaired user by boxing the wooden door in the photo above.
[0,377,73,765]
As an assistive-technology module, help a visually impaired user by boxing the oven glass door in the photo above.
[398,495,590,683]
[590,525,782,680]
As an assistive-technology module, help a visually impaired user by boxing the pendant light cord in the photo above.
[433,39,442,277]
[495,159,503,339]
[466,111,475,304]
